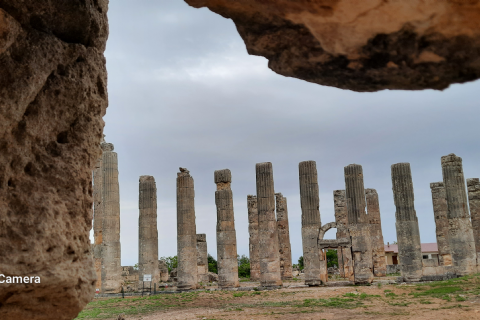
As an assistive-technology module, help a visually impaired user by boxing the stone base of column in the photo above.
[349,224,374,284]
[396,221,422,282]
[302,225,323,286]
[338,246,354,281]
[448,218,477,276]
[177,234,198,290]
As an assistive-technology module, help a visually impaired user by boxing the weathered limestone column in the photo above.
[430,182,452,266]
[101,142,123,293]
[391,163,422,282]
[467,178,480,268]
[441,154,477,275]
[215,169,239,288]
[344,164,374,284]
[275,193,293,280]
[256,162,282,287]
[92,155,103,291]
[177,168,197,290]
[196,234,209,283]
[333,190,353,280]
[299,161,323,286]
[247,195,260,281]
[365,188,387,277]
[138,175,160,284]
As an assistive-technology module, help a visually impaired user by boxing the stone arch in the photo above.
[318,222,337,240]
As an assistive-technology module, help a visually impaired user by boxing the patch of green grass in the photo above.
[385,292,397,297]
[455,295,467,302]
[440,304,466,309]
[299,297,364,309]
[233,292,247,298]
[411,286,462,298]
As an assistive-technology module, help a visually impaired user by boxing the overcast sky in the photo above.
[98,0,480,267]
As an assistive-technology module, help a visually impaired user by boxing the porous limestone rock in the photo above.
[247,195,260,281]
[275,193,293,280]
[196,234,209,283]
[365,188,387,277]
[333,190,353,280]
[0,1,108,319]
[184,0,480,92]
[467,178,480,267]
[430,182,452,266]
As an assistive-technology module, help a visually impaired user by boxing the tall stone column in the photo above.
[365,188,387,277]
[214,169,239,288]
[92,155,103,291]
[391,163,422,282]
[299,161,323,286]
[333,190,353,280]
[275,193,293,280]
[344,164,374,284]
[247,195,260,281]
[441,154,477,275]
[196,234,209,283]
[138,175,160,284]
[430,182,451,266]
[467,178,480,268]
[256,162,282,287]
[101,142,123,293]
[177,168,197,290]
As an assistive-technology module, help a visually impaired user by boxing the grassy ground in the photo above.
[75,274,480,319]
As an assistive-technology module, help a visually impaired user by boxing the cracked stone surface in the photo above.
[0,1,108,319]
[184,0,480,92]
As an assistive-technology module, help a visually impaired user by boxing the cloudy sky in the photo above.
[98,0,480,267]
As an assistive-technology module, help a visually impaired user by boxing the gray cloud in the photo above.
[100,0,480,267]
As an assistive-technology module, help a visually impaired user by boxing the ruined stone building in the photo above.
[276,193,293,280]
[176,168,197,289]
[441,154,477,275]
[247,195,260,281]
[298,161,324,286]
[214,169,239,288]
[391,163,423,282]
[256,162,283,287]
[365,189,387,277]
[344,164,374,284]
[196,234,209,283]
[92,141,123,293]
[138,175,160,284]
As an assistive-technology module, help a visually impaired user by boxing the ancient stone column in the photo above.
[365,188,387,277]
[101,142,123,293]
[391,163,422,282]
[215,169,239,288]
[256,162,282,287]
[138,175,160,284]
[247,195,260,281]
[344,164,374,284]
[467,178,480,268]
[275,193,293,280]
[430,182,451,266]
[196,234,209,283]
[441,154,477,275]
[177,167,197,289]
[299,160,323,286]
[333,190,353,280]
[92,155,103,291]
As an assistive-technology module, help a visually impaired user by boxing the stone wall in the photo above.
[365,188,386,277]
[430,182,451,266]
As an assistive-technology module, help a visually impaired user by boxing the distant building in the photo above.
[384,243,439,265]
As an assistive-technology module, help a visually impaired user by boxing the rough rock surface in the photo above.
[0,1,108,319]
[184,0,480,92]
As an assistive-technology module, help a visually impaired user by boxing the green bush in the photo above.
[237,254,250,278]
[159,256,177,272]
[208,254,218,273]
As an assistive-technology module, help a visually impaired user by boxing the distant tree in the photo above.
[133,263,139,271]
[208,254,218,274]
[326,249,338,268]
[298,256,304,271]
[160,256,177,272]
[237,254,250,278]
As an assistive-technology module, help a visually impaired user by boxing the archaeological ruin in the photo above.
[333,190,353,280]
[256,162,283,287]
[391,163,423,282]
[467,178,480,268]
[214,169,239,288]
[196,234,209,283]
[2,2,480,318]
[275,193,293,280]
[366,189,387,277]
[430,182,451,266]
[138,175,160,285]
[176,168,198,290]
[247,195,260,281]
[441,154,477,275]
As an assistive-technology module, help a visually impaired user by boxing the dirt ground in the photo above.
[77,276,480,320]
